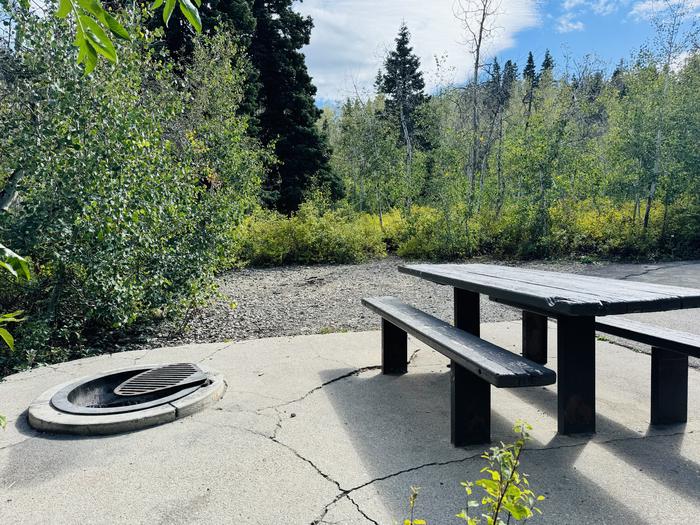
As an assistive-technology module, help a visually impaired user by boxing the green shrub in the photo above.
[0,14,266,376]
[397,205,477,260]
[405,421,545,525]
[233,201,386,266]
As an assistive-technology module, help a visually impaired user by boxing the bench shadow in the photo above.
[506,384,700,505]
[315,363,668,524]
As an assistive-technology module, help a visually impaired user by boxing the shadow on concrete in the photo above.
[317,363,698,523]
[508,385,700,504]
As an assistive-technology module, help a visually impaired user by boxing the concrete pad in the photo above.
[2,325,700,524]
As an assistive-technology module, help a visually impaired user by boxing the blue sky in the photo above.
[294,0,697,104]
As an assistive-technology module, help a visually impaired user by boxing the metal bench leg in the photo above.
[523,311,548,364]
[454,288,480,336]
[651,347,688,425]
[451,362,490,446]
[557,315,596,434]
[381,319,407,375]
[452,287,489,445]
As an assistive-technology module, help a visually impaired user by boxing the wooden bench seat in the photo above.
[596,317,700,425]
[362,296,556,445]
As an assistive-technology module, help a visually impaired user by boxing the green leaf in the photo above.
[0,414,6,430]
[178,0,201,33]
[56,0,72,18]
[0,327,15,351]
[0,261,17,279]
[80,15,117,63]
[151,0,164,8]
[0,244,30,281]
[163,0,176,26]
[104,12,130,40]
[76,0,105,21]
[82,39,98,74]
[0,310,26,323]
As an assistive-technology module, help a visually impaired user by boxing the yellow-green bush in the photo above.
[232,202,386,266]
[232,198,698,268]
[397,205,478,260]
[547,199,663,257]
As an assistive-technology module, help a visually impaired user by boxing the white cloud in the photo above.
[295,0,540,100]
[563,0,587,9]
[557,12,586,31]
[630,0,700,19]
[562,0,630,16]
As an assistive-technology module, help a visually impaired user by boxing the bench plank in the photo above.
[596,317,700,358]
[362,296,556,388]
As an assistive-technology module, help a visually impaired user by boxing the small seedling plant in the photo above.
[405,421,544,525]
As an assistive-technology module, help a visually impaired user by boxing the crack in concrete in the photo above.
[261,365,382,412]
[346,494,380,525]
[310,427,698,524]
[263,348,422,414]
[0,435,38,452]
[197,342,237,363]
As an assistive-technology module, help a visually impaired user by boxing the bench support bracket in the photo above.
[523,311,548,364]
[557,315,596,435]
[651,347,688,425]
[381,319,407,375]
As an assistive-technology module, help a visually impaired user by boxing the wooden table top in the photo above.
[399,263,700,316]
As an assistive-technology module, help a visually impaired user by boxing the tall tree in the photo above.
[250,0,338,212]
[455,0,500,208]
[540,49,554,75]
[121,0,337,212]
[523,51,537,129]
[375,23,427,206]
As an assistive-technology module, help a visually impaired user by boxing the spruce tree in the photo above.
[501,60,518,102]
[540,50,554,75]
[129,0,338,212]
[523,52,537,129]
[250,0,339,212]
[375,23,427,143]
[523,52,537,86]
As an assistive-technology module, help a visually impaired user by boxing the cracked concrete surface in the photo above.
[2,323,700,524]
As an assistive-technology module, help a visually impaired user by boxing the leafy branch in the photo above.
[457,421,544,525]
[405,421,545,525]
[54,0,202,74]
[0,243,30,429]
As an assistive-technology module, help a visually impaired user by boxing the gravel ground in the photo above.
[145,257,613,347]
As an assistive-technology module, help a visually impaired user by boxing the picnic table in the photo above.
[398,263,700,435]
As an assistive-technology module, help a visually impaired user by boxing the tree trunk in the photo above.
[643,180,657,229]
[0,169,22,212]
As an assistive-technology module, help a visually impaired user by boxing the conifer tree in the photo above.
[540,49,554,75]
[250,0,340,212]
[523,52,537,85]
[501,59,518,102]
[523,52,537,129]
[128,0,338,212]
[375,23,427,141]
[375,23,427,206]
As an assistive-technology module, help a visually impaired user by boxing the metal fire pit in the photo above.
[28,363,226,435]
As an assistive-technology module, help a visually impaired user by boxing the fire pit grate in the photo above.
[114,363,207,396]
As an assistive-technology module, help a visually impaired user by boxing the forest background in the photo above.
[0,0,698,375]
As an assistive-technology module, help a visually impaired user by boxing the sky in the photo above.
[294,0,698,105]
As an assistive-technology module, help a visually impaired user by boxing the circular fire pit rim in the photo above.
[27,363,226,435]
[49,364,206,416]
